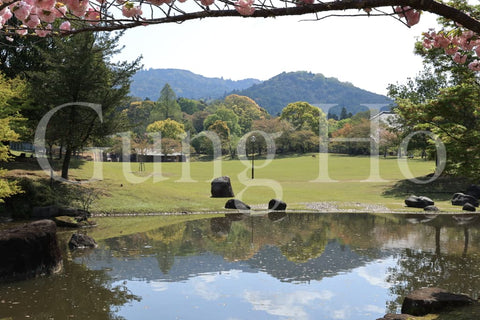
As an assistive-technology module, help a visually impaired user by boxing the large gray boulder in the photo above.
[405,195,434,208]
[401,287,475,316]
[268,199,287,211]
[211,176,234,198]
[452,193,479,207]
[68,233,97,250]
[0,220,62,282]
[224,199,250,210]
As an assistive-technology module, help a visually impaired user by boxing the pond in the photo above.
[1,212,480,320]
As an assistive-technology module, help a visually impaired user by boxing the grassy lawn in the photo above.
[37,153,464,214]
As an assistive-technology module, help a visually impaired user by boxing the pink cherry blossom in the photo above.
[395,6,421,27]
[122,4,142,18]
[405,9,420,26]
[66,0,88,18]
[12,1,33,22]
[200,0,214,6]
[468,60,480,71]
[422,38,432,49]
[235,0,254,15]
[475,46,480,57]
[25,13,40,27]
[444,45,458,55]
[54,4,67,18]
[453,52,467,64]
[15,27,28,35]
[59,20,71,32]
[85,8,100,25]
[394,6,406,17]
[0,8,13,22]
[35,24,52,37]
[36,8,57,23]
[34,0,55,10]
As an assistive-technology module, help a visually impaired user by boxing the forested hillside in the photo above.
[130,69,393,117]
[130,68,260,101]
[232,71,393,116]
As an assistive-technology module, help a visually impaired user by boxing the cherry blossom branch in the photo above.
[0,0,478,39]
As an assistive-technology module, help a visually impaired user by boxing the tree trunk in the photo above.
[61,145,72,180]
[57,143,63,160]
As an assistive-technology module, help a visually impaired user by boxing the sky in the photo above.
[114,9,441,96]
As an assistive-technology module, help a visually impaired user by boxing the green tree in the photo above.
[389,2,480,174]
[146,118,185,139]
[177,97,206,115]
[124,99,155,134]
[396,81,480,177]
[223,94,268,134]
[280,101,328,137]
[28,31,141,180]
[203,107,241,137]
[150,83,182,122]
[0,73,28,202]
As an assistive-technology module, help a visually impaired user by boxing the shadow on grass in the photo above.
[2,156,85,171]
[383,175,474,201]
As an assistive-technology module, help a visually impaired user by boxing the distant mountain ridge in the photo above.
[231,71,392,116]
[130,68,261,101]
[130,69,392,116]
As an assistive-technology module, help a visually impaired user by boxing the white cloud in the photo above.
[356,259,394,289]
[150,281,168,292]
[363,304,385,314]
[243,289,334,320]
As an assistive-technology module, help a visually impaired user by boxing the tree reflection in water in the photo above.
[386,214,480,314]
[0,253,140,319]
[3,212,480,319]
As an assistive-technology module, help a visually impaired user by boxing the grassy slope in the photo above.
[59,154,464,214]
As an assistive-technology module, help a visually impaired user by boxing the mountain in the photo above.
[231,71,393,116]
[130,68,261,101]
[129,69,393,116]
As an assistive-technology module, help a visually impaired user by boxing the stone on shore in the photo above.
[211,176,234,198]
[268,199,287,211]
[405,195,434,208]
[0,219,62,283]
[463,202,476,212]
[224,199,250,210]
[452,193,479,207]
[401,287,475,316]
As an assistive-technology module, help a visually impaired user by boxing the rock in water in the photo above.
[401,287,475,316]
[0,220,62,283]
[68,233,97,250]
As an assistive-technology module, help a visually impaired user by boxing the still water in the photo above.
[1,212,480,320]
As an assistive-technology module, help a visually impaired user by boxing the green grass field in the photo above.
[48,153,466,214]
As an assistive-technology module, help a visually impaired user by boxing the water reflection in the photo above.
[0,251,140,319]
[2,212,480,319]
